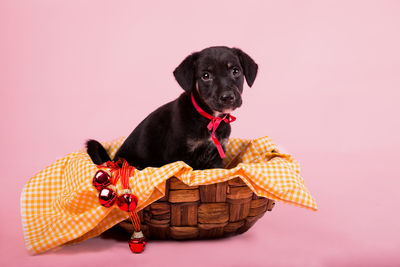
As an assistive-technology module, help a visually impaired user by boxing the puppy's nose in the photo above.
[220,92,235,104]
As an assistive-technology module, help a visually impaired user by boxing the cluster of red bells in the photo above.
[92,168,147,253]
[93,169,138,211]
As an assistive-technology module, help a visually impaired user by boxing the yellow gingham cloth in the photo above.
[20,136,317,254]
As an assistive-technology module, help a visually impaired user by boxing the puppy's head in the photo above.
[173,46,258,114]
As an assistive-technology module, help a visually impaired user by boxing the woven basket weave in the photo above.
[119,176,275,239]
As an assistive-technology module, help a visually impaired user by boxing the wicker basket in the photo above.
[119,176,275,240]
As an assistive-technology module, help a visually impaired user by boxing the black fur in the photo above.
[86,46,258,170]
[86,140,111,165]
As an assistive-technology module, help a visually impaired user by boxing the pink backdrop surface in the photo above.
[1,1,400,266]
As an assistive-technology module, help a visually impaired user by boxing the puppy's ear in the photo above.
[233,48,258,87]
[173,52,198,91]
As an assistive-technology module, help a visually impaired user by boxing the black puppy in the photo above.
[87,46,258,170]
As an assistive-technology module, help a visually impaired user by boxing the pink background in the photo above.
[1,0,400,266]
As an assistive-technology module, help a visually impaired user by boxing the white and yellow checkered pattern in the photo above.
[20,136,317,254]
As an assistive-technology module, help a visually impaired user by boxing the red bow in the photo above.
[100,159,135,188]
[97,159,145,253]
[191,93,236,159]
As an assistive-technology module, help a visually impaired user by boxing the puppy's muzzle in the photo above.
[218,86,242,110]
[219,92,236,105]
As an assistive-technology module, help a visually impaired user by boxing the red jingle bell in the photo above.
[98,186,117,207]
[129,238,147,253]
[92,170,111,190]
[117,192,138,212]
[129,231,147,253]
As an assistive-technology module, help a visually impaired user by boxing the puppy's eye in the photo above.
[232,67,241,77]
[201,72,211,81]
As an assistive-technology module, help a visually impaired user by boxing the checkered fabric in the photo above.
[21,136,317,254]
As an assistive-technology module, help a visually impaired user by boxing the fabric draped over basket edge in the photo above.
[20,136,317,254]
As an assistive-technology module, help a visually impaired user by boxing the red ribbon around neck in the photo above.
[191,93,236,159]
